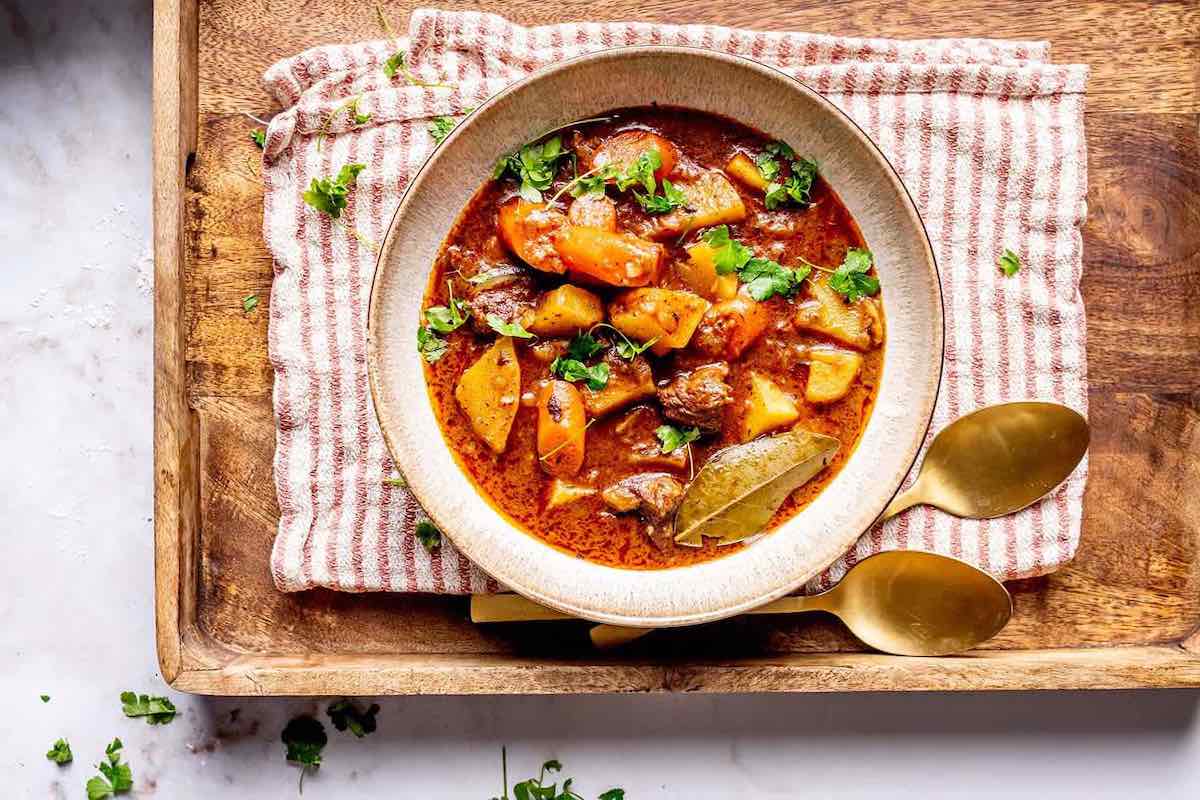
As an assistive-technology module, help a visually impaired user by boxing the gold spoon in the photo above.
[589,401,1088,650]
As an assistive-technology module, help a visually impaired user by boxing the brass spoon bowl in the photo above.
[591,550,1013,654]
[589,401,1089,650]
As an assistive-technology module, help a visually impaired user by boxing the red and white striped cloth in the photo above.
[260,8,1089,594]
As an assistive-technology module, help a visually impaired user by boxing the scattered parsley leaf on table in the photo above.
[326,698,380,738]
[598,791,626,800]
[415,520,443,552]
[828,247,880,302]
[250,128,266,149]
[656,424,701,454]
[428,115,458,145]
[487,314,535,339]
[243,294,259,314]
[120,691,177,725]
[303,163,366,219]
[282,715,327,794]
[999,247,1021,277]
[86,738,133,799]
[46,738,72,765]
[40,694,50,703]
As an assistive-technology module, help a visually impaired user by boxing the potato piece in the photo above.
[677,242,739,301]
[567,193,617,231]
[581,349,656,417]
[545,479,596,510]
[591,130,678,180]
[537,380,587,477]
[497,199,567,274]
[609,288,711,356]
[726,153,768,191]
[692,294,769,360]
[528,284,605,336]
[554,225,664,287]
[655,171,747,236]
[454,337,521,453]
[742,372,800,441]
[793,276,874,351]
[806,348,863,404]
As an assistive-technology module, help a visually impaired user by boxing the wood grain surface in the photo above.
[156,0,1200,693]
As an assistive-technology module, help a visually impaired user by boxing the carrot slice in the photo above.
[554,225,664,287]
[497,198,567,274]
[537,380,587,477]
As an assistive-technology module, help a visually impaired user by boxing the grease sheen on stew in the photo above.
[420,107,884,569]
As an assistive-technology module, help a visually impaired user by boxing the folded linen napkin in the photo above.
[260,8,1089,594]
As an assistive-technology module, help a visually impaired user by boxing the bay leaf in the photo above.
[674,429,841,547]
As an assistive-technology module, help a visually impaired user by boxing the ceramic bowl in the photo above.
[367,47,942,627]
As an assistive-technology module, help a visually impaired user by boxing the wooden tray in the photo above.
[154,0,1200,694]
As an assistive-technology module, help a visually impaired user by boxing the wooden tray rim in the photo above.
[152,0,1200,695]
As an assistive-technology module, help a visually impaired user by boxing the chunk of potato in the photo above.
[693,293,769,360]
[725,153,768,191]
[545,479,596,510]
[537,380,588,477]
[553,225,664,287]
[567,192,617,231]
[793,276,874,351]
[591,130,678,180]
[655,171,747,236]
[581,350,657,417]
[806,348,863,404]
[742,372,800,441]
[454,337,521,453]
[609,288,711,356]
[497,199,567,274]
[677,242,740,301]
[528,284,605,336]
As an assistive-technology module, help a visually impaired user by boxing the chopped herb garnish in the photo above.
[566,165,618,198]
[250,128,266,149]
[326,699,380,738]
[429,115,458,145]
[494,136,574,202]
[40,694,50,703]
[828,247,880,302]
[120,691,177,725]
[414,520,443,552]
[302,163,365,219]
[587,323,654,360]
[738,257,810,301]
[656,424,702,454]
[614,149,661,194]
[486,313,535,339]
[599,791,626,800]
[566,331,605,361]
[634,177,687,214]
[46,738,72,765]
[243,294,259,313]
[384,475,407,488]
[282,715,327,794]
[494,755,621,800]
[417,326,448,363]
[86,738,133,799]
[425,296,470,334]
[550,357,610,391]
[999,247,1021,277]
[755,141,818,210]
[700,225,754,274]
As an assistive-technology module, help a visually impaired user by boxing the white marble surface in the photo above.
[3,1,1200,797]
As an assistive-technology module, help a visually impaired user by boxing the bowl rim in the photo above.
[367,45,944,626]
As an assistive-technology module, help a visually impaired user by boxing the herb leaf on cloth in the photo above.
[415,520,443,552]
[999,247,1021,277]
[302,163,366,219]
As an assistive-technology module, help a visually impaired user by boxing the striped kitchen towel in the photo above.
[259,8,1089,594]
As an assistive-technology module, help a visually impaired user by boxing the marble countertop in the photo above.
[3,0,1200,797]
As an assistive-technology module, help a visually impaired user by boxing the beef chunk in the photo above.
[467,271,538,335]
[601,472,685,549]
[657,362,733,431]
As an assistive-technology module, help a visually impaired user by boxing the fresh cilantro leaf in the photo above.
[542,759,563,773]
[754,150,781,182]
[384,474,407,488]
[381,50,452,88]
[763,152,818,210]
[566,331,605,361]
[120,691,177,725]
[46,738,72,765]
[550,357,610,390]
[764,140,796,160]
[383,52,404,78]
[302,163,366,219]
[486,313,535,339]
[999,247,1021,277]
[737,257,809,302]
[415,520,442,552]
[425,295,470,334]
[353,110,372,125]
[242,294,259,313]
[87,738,133,799]
[250,128,266,149]
[495,136,573,202]
[429,115,457,145]
[40,694,50,703]
[614,336,655,359]
[417,326,448,363]
[614,149,661,194]
[634,178,687,214]
[567,165,618,198]
[656,424,701,454]
[599,791,626,800]
[326,698,380,738]
[828,247,880,302]
[282,715,327,794]
[700,225,754,274]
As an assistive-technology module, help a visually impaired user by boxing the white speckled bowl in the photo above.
[368,47,942,627]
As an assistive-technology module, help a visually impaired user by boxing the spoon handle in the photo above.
[880,480,928,521]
